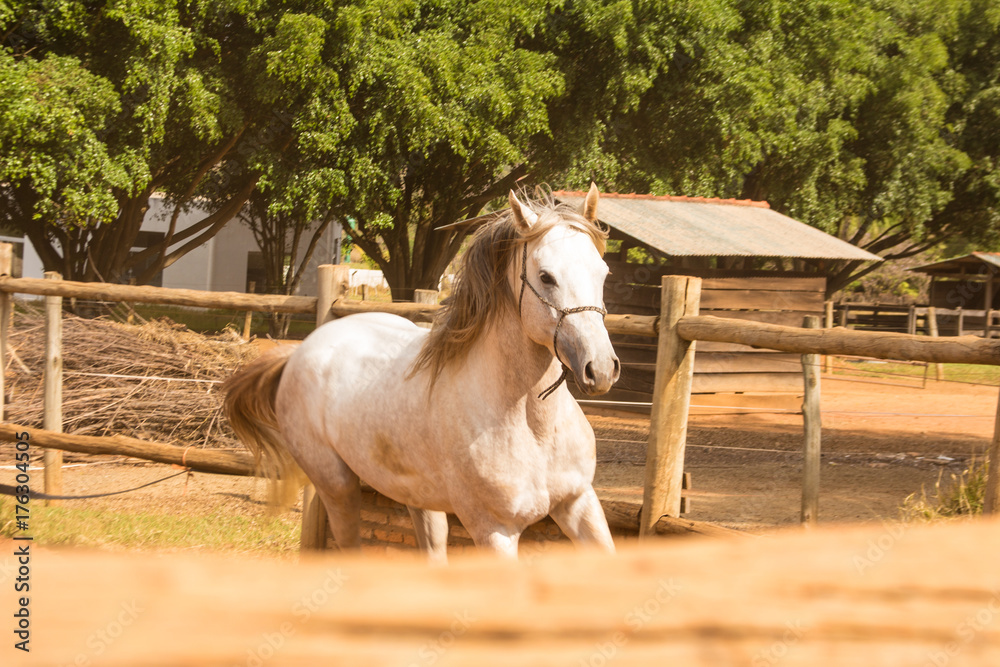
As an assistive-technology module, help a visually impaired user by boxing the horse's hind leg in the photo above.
[406,507,449,564]
[315,474,361,551]
[294,445,362,550]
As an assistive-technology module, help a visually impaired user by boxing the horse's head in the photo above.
[509,185,621,396]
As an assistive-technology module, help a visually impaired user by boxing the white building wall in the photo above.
[208,217,258,293]
[14,195,343,295]
[20,239,43,280]
[143,197,218,291]
[295,227,341,297]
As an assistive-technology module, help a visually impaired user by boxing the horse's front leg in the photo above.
[472,529,520,559]
[407,506,449,565]
[459,518,521,559]
[550,485,615,552]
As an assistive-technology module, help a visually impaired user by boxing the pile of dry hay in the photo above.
[4,306,261,449]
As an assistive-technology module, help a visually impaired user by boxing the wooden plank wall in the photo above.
[593,265,826,403]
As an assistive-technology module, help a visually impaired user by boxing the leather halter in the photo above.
[518,242,607,399]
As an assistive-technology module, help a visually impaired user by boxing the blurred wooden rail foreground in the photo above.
[23,519,1000,666]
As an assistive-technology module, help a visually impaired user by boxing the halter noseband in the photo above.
[518,242,607,399]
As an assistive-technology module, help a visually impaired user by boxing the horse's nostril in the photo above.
[585,361,596,384]
[612,357,621,375]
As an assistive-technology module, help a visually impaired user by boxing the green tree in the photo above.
[577,0,1000,295]
[6,0,999,302]
[238,191,338,338]
[0,34,145,275]
[0,1,349,286]
[330,0,707,299]
[326,0,558,300]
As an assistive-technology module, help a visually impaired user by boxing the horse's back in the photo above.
[286,312,424,382]
[275,310,426,438]
[274,311,448,506]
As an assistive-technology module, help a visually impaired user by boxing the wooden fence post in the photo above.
[413,289,437,329]
[801,316,822,525]
[300,264,349,551]
[986,396,1000,515]
[242,281,255,341]
[927,306,943,381]
[0,243,11,422]
[43,271,64,506]
[907,305,916,336]
[640,276,701,536]
[824,300,834,374]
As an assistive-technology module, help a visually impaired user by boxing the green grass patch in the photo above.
[116,303,315,338]
[833,359,1000,386]
[901,458,988,521]
[0,496,300,556]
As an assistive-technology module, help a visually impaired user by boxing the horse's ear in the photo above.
[583,182,600,222]
[509,190,538,231]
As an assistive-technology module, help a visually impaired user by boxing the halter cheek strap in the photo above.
[518,242,607,399]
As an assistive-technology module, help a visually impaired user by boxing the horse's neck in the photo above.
[473,310,566,419]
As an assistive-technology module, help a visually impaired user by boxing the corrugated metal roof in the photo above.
[552,191,881,261]
[911,252,1000,274]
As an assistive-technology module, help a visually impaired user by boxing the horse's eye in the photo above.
[539,271,556,286]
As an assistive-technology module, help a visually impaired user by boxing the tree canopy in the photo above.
[0,0,350,284]
[1,0,999,296]
[583,0,1000,292]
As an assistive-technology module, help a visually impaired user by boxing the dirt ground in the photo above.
[592,375,997,531]
[2,374,996,537]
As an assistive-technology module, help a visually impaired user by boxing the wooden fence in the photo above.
[602,274,826,403]
[648,276,1000,533]
[834,301,1000,337]
[0,244,676,555]
[2,241,999,549]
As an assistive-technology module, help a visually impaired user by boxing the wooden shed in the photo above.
[911,252,1000,311]
[910,252,1000,337]
[550,192,881,405]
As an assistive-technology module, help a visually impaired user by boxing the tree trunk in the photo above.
[267,313,292,339]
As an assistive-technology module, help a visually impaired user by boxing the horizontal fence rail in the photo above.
[678,315,1000,365]
[0,275,660,337]
[330,300,659,337]
[0,423,256,477]
[0,276,318,314]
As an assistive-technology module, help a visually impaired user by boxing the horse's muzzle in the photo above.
[577,354,621,395]
[558,314,621,396]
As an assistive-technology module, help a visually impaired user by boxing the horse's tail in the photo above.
[223,345,305,505]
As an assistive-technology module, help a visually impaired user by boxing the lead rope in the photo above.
[518,243,607,399]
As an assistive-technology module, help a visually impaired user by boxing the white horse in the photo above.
[224,185,620,562]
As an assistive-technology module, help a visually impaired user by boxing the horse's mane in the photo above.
[410,191,608,384]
